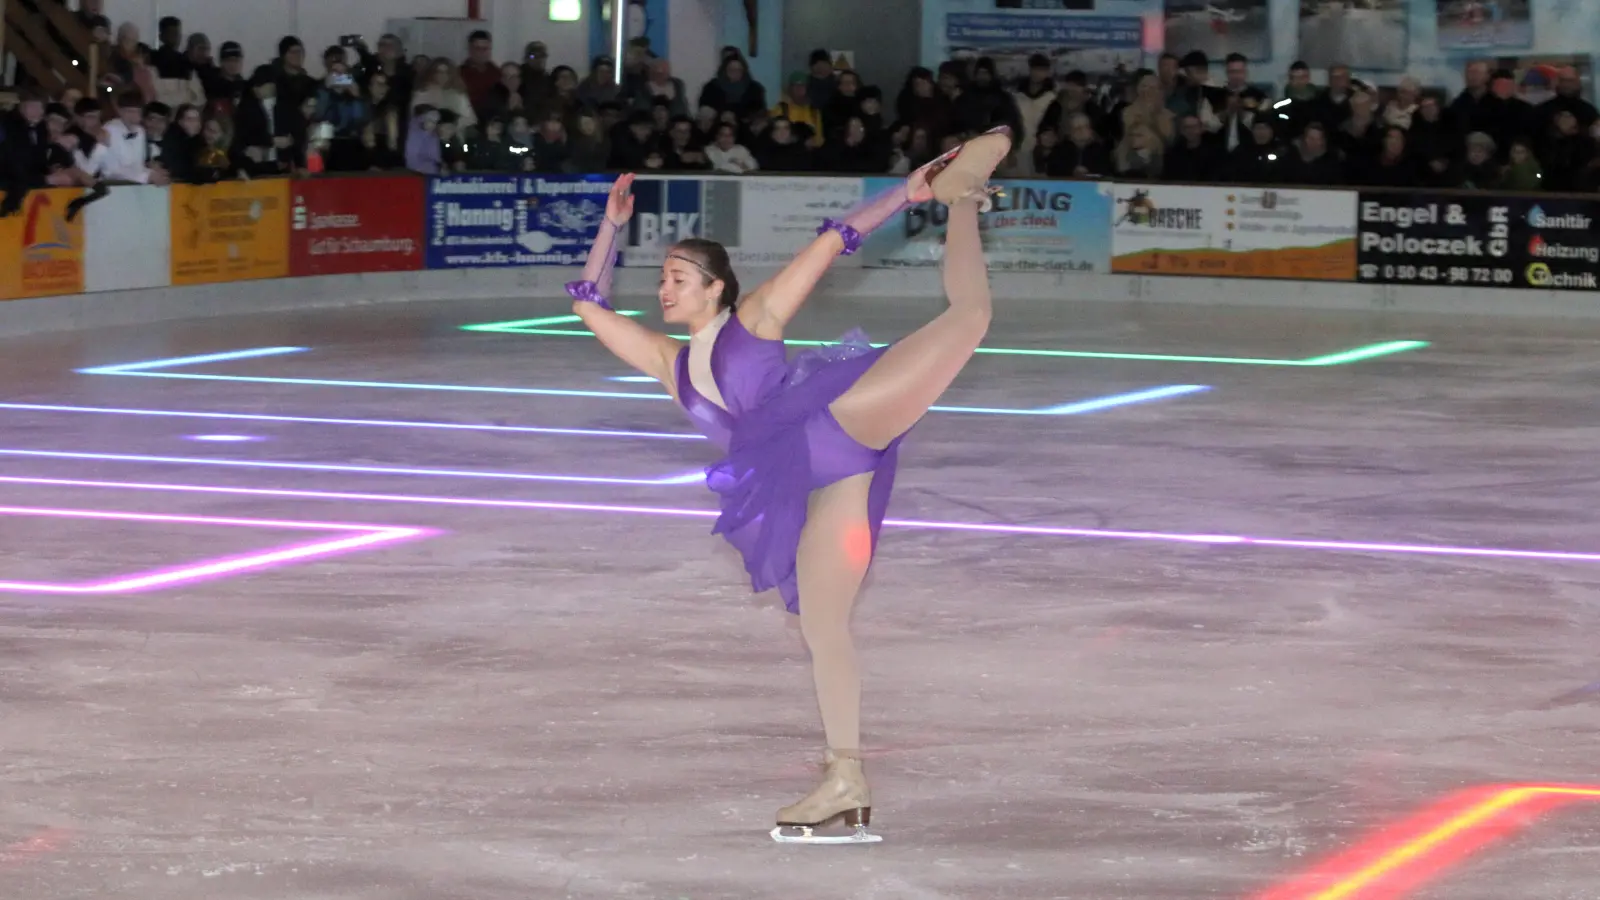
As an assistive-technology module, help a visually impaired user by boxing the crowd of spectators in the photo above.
[4,1,1600,201]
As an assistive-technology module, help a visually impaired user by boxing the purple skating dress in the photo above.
[675,310,906,614]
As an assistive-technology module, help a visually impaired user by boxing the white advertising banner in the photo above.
[85,185,172,294]
[1110,184,1358,281]
[620,175,864,269]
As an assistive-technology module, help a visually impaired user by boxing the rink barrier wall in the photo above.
[2,173,1598,336]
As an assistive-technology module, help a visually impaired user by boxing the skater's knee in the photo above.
[799,604,855,654]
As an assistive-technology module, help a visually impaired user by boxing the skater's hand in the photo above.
[606,173,636,227]
[905,166,935,204]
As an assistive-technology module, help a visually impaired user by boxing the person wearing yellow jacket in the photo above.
[771,72,825,147]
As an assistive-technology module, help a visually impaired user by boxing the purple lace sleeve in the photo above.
[567,216,622,308]
[814,183,911,257]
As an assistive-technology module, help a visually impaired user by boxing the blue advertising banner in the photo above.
[928,0,1151,78]
[619,177,742,267]
[946,13,1144,47]
[424,174,612,269]
[857,178,1113,273]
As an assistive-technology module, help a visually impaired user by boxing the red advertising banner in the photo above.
[289,176,425,277]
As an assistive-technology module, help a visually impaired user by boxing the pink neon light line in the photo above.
[3,477,1596,564]
[0,505,431,594]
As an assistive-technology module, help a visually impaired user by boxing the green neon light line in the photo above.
[461,316,1427,367]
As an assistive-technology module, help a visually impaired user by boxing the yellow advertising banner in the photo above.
[0,188,87,300]
[169,179,291,285]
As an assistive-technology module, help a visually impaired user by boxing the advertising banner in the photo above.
[1355,193,1516,287]
[169,179,290,285]
[1507,198,1600,291]
[938,7,1146,77]
[424,174,613,269]
[0,187,87,300]
[1111,185,1357,280]
[857,178,1112,273]
[619,176,737,268]
[290,176,425,276]
[84,185,171,294]
[729,177,864,266]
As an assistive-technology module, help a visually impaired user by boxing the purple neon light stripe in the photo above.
[0,402,704,441]
[0,449,706,486]
[0,504,404,532]
[0,504,431,594]
[4,476,1597,564]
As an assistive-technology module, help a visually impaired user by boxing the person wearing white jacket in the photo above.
[101,93,169,185]
[1010,54,1058,176]
[706,122,759,174]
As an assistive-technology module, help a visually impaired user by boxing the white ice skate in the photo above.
[770,749,883,845]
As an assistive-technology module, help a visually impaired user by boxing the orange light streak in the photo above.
[1255,784,1600,900]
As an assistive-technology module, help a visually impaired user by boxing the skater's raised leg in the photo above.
[828,159,999,450]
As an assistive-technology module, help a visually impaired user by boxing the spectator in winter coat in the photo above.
[697,56,768,122]
[771,72,825,145]
[404,107,442,174]
[1010,54,1058,174]
[754,117,813,171]
[633,58,690,118]
[1163,114,1224,182]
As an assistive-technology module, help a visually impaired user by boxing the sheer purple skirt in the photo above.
[702,331,906,614]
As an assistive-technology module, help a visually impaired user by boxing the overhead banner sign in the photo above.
[291,176,426,276]
[858,178,1111,272]
[1355,193,1516,287]
[424,174,614,270]
[934,3,1147,78]
[0,187,86,299]
[946,13,1145,48]
[169,179,290,285]
[1111,185,1357,280]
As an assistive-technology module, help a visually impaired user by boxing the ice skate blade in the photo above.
[769,825,883,845]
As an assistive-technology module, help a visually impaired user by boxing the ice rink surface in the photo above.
[4,291,1600,899]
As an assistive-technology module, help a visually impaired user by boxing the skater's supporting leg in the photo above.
[774,473,876,836]
[794,472,874,752]
[828,197,992,450]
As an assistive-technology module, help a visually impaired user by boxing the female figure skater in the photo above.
[565,126,1010,843]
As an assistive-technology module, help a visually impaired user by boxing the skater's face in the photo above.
[658,255,722,324]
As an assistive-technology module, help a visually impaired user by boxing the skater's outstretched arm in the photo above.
[736,233,848,340]
[568,174,681,389]
[738,173,931,341]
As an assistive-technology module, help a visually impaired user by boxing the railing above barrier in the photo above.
[2,173,1596,302]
